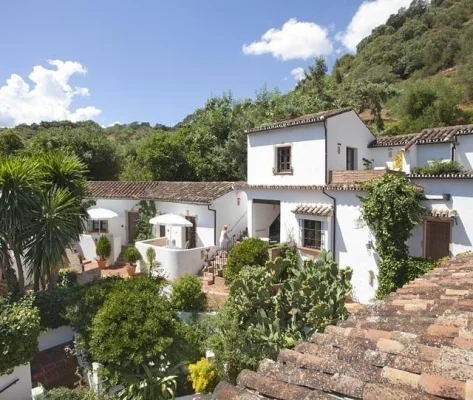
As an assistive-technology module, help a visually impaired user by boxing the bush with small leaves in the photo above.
[57,268,78,288]
[96,235,111,260]
[123,247,141,265]
[224,238,269,285]
[171,274,205,312]
[188,358,220,394]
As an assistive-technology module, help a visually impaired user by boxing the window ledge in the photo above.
[273,171,293,176]
[299,247,321,256]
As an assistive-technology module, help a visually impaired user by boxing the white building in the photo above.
[243,109,473,303]
[79,181,247,280]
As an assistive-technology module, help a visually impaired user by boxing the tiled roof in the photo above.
[370,124,473,149]
[86,181,239,203]
[244,108,352,134]
[292,203,333,217]
[214,254,473,400]
[424,208,457,218]
[368,133,418,148]
[408,173,473,179]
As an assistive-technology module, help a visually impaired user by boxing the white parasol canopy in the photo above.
[87,207,119,220]
[149,214,192,227]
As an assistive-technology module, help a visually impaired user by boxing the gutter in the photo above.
[322,187,337,263]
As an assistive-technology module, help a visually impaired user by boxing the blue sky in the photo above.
[0,0,411,127]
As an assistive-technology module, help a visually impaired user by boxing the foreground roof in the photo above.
[245,108,352,134]
[370,124,473,149]
[86,181,239,203]
[215,254,473,399]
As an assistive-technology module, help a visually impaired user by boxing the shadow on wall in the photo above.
[453,216,472,250]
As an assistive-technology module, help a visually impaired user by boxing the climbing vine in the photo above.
[359,173,424,299]
[135,200,157,241]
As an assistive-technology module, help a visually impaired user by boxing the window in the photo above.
[91,220,108,232]
[276,146,292,173]
[346,147,357,170]
[301,219,323,249]
[159,225,166,238]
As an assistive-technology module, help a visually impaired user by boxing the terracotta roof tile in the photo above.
[292,203,333,217]
[244,108,352,134]
[424,208,457,219]
[408,173,473,179]
[214,254,473,400]
[86,181,239,204]
[368,133,418,148]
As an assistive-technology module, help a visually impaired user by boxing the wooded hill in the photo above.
[1,0,473,182]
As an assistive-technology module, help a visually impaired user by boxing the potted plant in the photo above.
[96,235,111,268]
[124,247,141,276]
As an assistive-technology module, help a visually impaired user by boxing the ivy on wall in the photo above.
[135,200,157,241]
[359,173,424,298]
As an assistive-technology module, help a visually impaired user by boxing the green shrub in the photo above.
[33,288,72,330]
[171,274,205,312]
[123,246,141,264]
[57,268,78,288]
[412,159,463,175]
[88,276,190,380]
[65,277,121,349]
[406,257,436,282]
[224,238,269,285]
[0,296,41,375]
[188,358,220,394]
[96,235,111,260]
[45,387,108,400]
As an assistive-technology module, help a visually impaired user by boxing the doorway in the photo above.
[425,220,451,260]
[127,211,139,244]
[346,147,357,170]
[185,216,197,249]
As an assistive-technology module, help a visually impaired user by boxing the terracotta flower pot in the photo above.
[126,264,136,277]
[97,258,108,269]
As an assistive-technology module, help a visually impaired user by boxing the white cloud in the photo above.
[0,60,101,127]
[242,18,333,61]
[337,0,412,52]
[290,67,306,82]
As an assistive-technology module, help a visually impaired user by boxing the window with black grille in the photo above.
[277,146,291,172]
[301,219,322,249]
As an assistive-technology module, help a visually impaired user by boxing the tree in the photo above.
[457,55,473,101]
[0,130,24,157]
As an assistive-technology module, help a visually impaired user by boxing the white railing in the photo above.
[136,239,217,281]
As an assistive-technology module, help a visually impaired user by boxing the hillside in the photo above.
[1,0,473,182]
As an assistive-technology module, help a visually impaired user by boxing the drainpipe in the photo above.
[208,204,217,246]
[323,118,328,184]
[451,140,457,162]
[322,188,337,262]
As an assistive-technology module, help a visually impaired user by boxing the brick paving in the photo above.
[215,254,473,400]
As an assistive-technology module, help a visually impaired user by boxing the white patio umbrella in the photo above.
[149,214,192,248]
[87,207,118,233]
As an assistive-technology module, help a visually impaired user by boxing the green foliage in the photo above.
[117,367,178,400]
[123,247,141,264]
[171,274,206,312]
[360,173,424,298]
[57,268,78,288]
[135,200,156,241]
[413,159,463,174]
[89,276,191,380]
[406,257,436,281]
[188,358,220,394]
[0,130,24,157]
[209,253,352,383]
[65,277,121,349]
[96,235,112,260]
[140,247,162,278]
[44,387,106,400]
[33,288,72,330]
[0,296,41,375]
[224,238,269,285]
[458,55,473,100]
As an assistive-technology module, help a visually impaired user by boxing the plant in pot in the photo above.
[96,235,112,268]
[124,247,141,276]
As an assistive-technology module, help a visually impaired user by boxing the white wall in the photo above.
[135,241,217,280]
[333,191,378,304]
[0,363,32,400]
[370,146,403,170]
[456,135,473,170]
[408,178,473,256]
[247,123,326,186]
[212,189,248,243]
[417,143,451,167]
[326,111,376,174]
[403,145,417,174]
[38,326,74,352]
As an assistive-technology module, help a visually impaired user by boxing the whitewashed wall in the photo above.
[332,191,378,304]
[326,111,376,173]
[408,178,473,257]
[247,123,326,186]
[212,189,248,244]
[456,135,473,170]
[417,143,451,167]
[370,146,403,170]
[38,326,74,352]
[0,363,32,400]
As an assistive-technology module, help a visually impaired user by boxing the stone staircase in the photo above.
[65,247,83,272]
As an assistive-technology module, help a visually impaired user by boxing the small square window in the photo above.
[277,146,291,173]
[91,220,108,232]
[301,219,322,249]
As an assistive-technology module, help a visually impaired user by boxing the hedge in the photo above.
[0,296,41,375]
[33,288,72,330]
